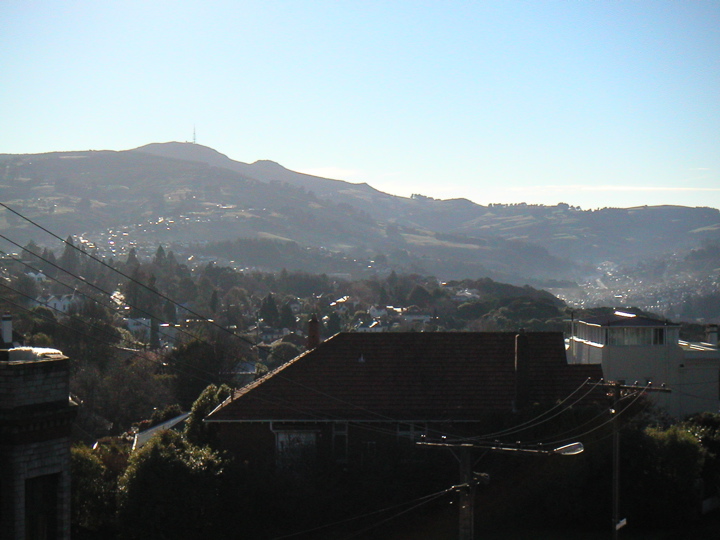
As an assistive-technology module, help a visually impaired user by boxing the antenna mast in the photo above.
[193,125,196,144]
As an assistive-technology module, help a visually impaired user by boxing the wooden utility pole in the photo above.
[458,445,476,540]
[602,381,671,539]
[418,440,583,539]
[612,382,622,540]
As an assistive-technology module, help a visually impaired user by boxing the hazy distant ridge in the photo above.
[2,141,719,283]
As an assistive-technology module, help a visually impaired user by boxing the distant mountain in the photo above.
[133,143,720,264]
[1,142,719,284]
[134,142,404,217]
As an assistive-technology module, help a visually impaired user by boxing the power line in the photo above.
[0,202,613,444]
[0,240,230,362]
[0,202,253,345]
[271,484,455,540]
[464,378,601,443]
[0,202,316,373]
[0,281,125,349]
[0,284,218,388]
[3,238,416,437]
[3,210,454,433]
[339,487,453,540]
[541,384,656,448]
[2,235,425,437]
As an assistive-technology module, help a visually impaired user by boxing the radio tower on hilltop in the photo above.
[193,125,197,144]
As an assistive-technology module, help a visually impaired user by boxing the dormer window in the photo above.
[606,327,667,346]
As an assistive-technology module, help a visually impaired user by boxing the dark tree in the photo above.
[266,342,301,371]
[117,431,227,539]
[279,303,296,330]
[58,235,81,276]
[165,339,241,409]
[259,293,280,327]
[406,284,432,308]
[209,289,219,314]
[124,248,140,270]
[152,244,166,267]
[71,445,115,535]
[325,311,342,336]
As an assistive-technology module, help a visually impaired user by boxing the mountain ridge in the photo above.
[2,142,719,284]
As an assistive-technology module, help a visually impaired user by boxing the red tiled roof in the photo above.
[206,332,602,423]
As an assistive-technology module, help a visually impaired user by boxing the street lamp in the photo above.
[553,442,584,455]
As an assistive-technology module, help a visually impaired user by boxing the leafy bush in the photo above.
[117,431,227,539]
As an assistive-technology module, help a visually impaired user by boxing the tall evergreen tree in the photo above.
[259,293,280,327]
[209,289,219,314]
[58,235,80,276]
[153,245,166,267]
[279,303,296,330]
[21,240,41,264]
[125,248,140,270]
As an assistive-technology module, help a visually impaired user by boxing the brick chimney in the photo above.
[514,330,530,411]
[307,314,320,350]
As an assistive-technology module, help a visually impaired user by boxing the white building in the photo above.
[568,311,719,419]
[35,293,81,315]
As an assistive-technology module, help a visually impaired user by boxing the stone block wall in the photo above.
[0,352,74,540]
[0,357,70,410]
[0,437,72,540]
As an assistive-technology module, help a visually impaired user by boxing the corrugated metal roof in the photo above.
[578,312,679,328]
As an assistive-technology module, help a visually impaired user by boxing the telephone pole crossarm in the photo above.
[417,440,584,456]
[417,439,584,539]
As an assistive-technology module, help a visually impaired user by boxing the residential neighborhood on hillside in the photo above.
[1,138,719,540]
[3,0,719,536]
[2,231,720,537]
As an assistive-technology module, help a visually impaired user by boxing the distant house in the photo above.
[396,306,434,331]
[227,359,259,387]
[35,293,82,315]
[26,271,47,283]
[329,295,354,315]
[253,324,285,343]
[205,332,602,470]
[123,318,179,346]
[353,319,385,332]
[367,305,389,319]
[125,317,152,338]
[453,288,481,302]
[568,311,720,418]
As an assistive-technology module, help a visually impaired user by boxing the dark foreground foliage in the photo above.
[69,382,720,539]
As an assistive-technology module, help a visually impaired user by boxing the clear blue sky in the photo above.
[2,1,719,210]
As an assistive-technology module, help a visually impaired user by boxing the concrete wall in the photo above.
[599,344,718,419]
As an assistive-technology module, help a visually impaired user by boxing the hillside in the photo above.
[1,142,719,284]
[135,143,720,264]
